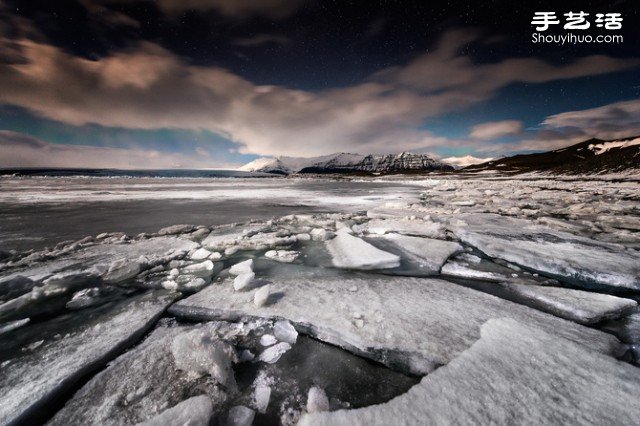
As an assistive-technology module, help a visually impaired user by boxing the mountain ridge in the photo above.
[464,136,640,175]
[239,152,453,175]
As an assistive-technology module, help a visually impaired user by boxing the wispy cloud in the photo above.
[479,99,640,153]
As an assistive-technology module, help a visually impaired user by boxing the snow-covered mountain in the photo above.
[239,152,453,175]
[464,136,640,175]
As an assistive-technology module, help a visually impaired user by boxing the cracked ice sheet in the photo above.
[169,266,621,375]
[299,318,640,426]
[366,234,462,275]
[494,282,637,325]
[448,213,640,290]
[0,290,179,425]
[0,237,198,284]
[325,233,400,271]
[48,321,238,426]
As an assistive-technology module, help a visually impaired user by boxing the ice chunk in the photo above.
[357,218,445,239]
[48,321,241,425]
[190,248,213,261]
[496,282,637,325]
[229,259,254,276]
[0,318,29,336]
[265,250,299,263]
[253,373,272,413]
[325,233,400,270]
[0,291,179,425]
[299,318,640,425]
[226,406,255,426]
[170,271,621,375]
[273,320,298,344]
[306,387,330,413]
[179,277,208,293]
[260,334,277,346]
[258,342,291,364]
[157,224,196,236]
[254,285,271,307]
[137,395,213,426]
[441,261,503,281]
[310,228,335,241]
[181,260,216,278]
[234,272,255,291]
[103,259,143,284]
[66,287,111,310]
[448,213,640,290]
[171,329,236,387]
[377,233,462,274]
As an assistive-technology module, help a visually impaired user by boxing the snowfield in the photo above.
[0,174,639,424]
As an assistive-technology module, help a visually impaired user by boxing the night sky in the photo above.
[0,0,639,168]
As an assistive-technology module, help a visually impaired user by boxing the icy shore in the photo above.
[0,175,638,424]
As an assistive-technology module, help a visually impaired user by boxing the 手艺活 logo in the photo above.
[531,12,623,45]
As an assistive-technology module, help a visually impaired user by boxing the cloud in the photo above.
[469,120,523,139]
[441,155,493,168]
[232,34,291,47]
[0,30,637,158]
[542,99,640,139]
[0,130,238,169]
[479,99,640,153]
[373,29,638,99]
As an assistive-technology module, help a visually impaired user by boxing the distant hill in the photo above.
[239,152,453,175]
[463,136,640,175]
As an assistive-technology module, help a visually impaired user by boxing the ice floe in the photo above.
[299,318,640,425]
[170,269,621,375]
[448,213,640,290]
[0,291,178,425]
[325,233,400,271]
[136,395,213,426]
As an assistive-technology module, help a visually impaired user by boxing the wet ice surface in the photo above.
[0,174,639,424]
[0,177,423,251]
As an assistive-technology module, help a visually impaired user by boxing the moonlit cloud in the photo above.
[0,130,239,169]
[542,99,640,139]
[479,99,640,153]
[0,29,637,159]
[469,120,523,139]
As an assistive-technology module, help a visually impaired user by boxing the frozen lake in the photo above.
[0,174,639,425]
[0,177,424,251]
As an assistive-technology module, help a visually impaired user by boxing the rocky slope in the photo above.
[464,136,640,175]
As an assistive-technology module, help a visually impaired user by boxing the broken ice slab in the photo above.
[492,282,637,325]
[0,236,198,286]
[365,234,461,275]
[325,233,400,270]
[169,266,622,375]
[136,395,213,426]
[48,320,242,426]
[0,290,179,426]
[299,318,640,426]
[354,217,445,239]
[448,213,640,290]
